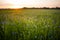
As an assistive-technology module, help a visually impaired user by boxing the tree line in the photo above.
[23,7,60,9]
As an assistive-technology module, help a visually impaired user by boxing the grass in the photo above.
[0,9,60,40]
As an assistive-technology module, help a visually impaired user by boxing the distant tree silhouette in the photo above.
[23,7,27,9]
[42,7,50,9]
[23,7,60,9]
[56,7,60,9]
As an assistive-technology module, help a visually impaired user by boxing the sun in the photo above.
[6,0,23,8]
[10,5,23,8]
[7,0,20,4]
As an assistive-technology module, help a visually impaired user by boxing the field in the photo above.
[0,9,60,40]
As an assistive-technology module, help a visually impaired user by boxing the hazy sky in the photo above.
[0,0,60,8]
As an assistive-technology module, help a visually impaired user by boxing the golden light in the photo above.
[5,0,23,8]
[10,5,23,9]
[0,0,60,8]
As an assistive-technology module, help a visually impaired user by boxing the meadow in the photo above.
[0,9,60,40]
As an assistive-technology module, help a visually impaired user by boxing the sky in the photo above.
[0,0,60,8]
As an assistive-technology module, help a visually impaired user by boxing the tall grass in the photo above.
[0,9,60,40]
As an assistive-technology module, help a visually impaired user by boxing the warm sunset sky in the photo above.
[0,0,60,8]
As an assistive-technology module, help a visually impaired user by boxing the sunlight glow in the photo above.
[7,0,21,5]
[0,0,60,8]
[10,5,23,8]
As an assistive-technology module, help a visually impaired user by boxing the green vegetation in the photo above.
[0,9,60,40]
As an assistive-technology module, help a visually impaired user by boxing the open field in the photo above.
[0,9,60,40]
